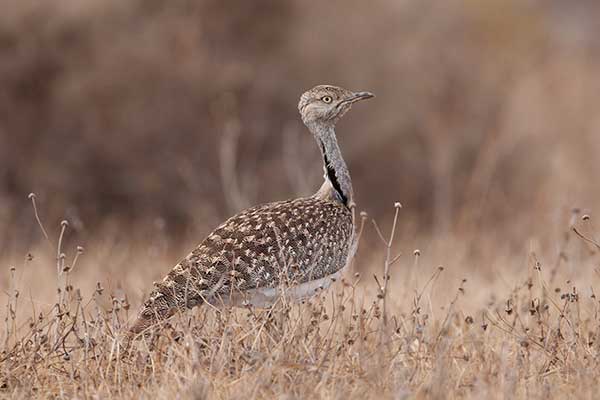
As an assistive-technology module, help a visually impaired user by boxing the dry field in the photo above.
[2,199,600,399]
[2,1,600,399]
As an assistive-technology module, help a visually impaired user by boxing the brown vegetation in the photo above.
[3,202,600,399]
[2,0,600,398]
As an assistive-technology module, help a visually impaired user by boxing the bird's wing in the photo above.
[130,197,352,334]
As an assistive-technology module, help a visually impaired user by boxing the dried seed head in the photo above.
[505,300,513,315]
[10,266,16,272]
[95,282,104,295]
[76,246,84,254]
[582,214,591,221]
[28,193,36,200]
[359,211,368,218]
[26,253,34,261]
[60,220,69,228]
[59,253,66,260]
[413,249,421,256]
[394,202,402,209]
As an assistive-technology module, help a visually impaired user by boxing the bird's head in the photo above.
[298,85,374,127]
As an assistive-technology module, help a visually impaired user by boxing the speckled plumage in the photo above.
[129,85,373,335]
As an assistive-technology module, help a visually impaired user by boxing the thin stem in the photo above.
[28,193,51,246]
[382,204,401,327]
[572,226,600,250]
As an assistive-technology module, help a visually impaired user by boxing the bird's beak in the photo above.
[342,91,375,105]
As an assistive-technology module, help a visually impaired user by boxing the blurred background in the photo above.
[1,0,599,272]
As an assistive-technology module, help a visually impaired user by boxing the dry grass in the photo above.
[2,201,600,399]
[2,2,600,398]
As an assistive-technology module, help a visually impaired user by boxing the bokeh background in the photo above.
[1,0,599,282]
[3,4,600,397]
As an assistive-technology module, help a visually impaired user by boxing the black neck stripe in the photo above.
[321,143,348,205]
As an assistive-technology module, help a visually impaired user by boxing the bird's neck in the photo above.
[308,122,353,206]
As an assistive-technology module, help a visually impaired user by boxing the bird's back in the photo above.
[132,197,353,332]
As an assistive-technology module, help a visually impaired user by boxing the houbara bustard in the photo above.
[129,85,374,336]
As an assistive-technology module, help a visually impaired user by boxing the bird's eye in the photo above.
[321,96,333,104]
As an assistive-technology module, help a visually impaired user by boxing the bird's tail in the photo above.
[125,266,204,346]
[124,287,179,347]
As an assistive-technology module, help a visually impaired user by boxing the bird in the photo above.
[128,85,374,336]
